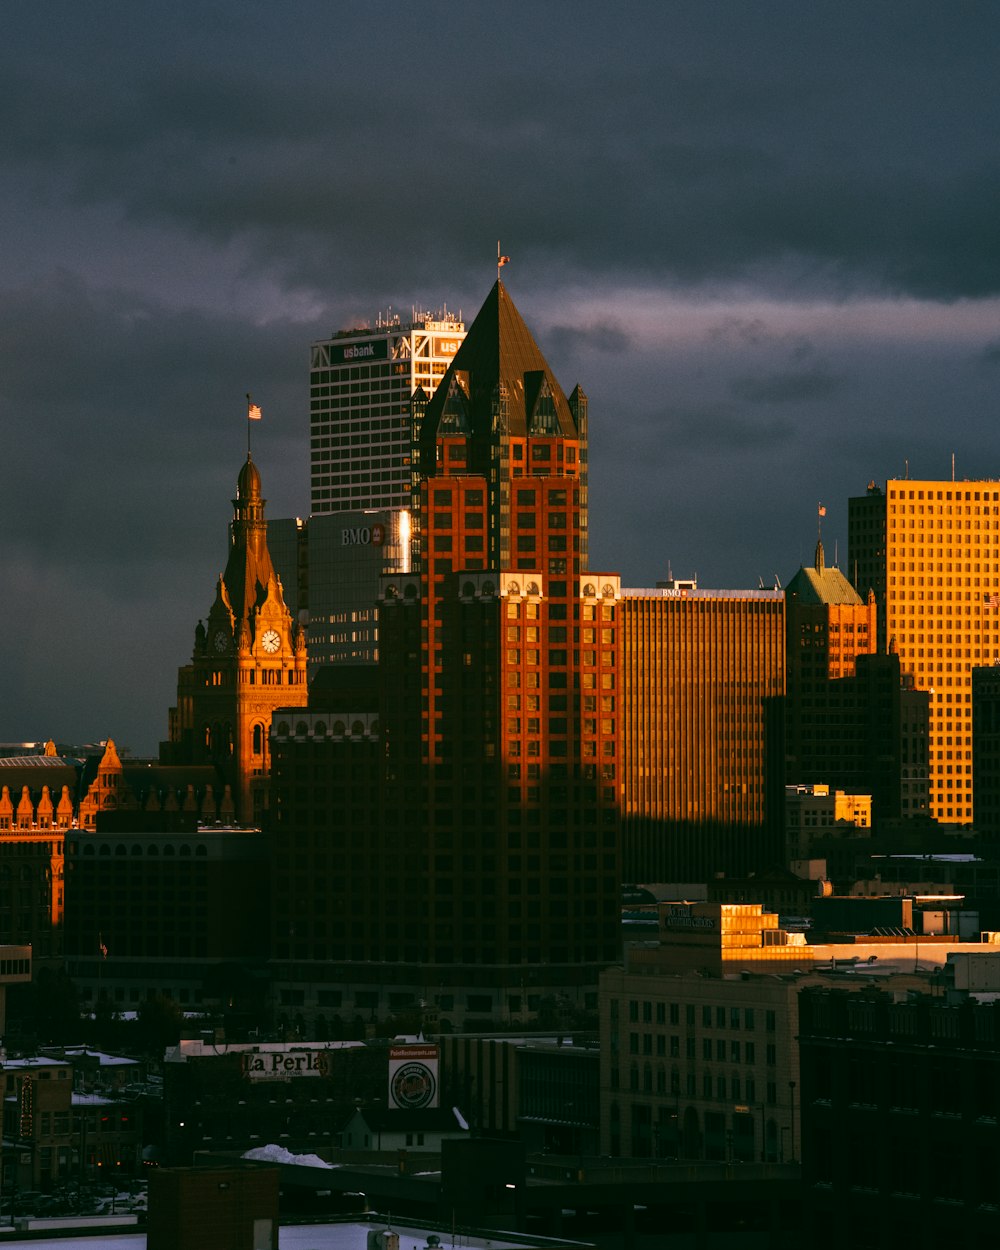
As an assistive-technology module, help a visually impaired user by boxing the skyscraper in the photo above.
[269,282,620,1029]
[849,478,1000,825]
[309,308,465,515]
[620,586,786,883]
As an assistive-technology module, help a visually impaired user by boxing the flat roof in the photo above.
[0,1215,589,1250]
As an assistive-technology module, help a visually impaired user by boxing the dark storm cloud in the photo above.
[0,271,310,571]
[730,370,843,405]
[3,2,999,300]
[980,342,1000,365]
[544,322,633,357]
[625,404,795,457]
[1,0,999,749]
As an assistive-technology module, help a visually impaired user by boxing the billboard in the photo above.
[240,1050,331,1082]
[387,1044,439,1110]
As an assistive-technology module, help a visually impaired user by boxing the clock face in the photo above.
[261,628,281,654]
[213,629,229,654]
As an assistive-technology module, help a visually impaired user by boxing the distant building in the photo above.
[799,984,1000,1247]
[162,1039,384,1165]
[849,478,1000,825]
[972,662,1000,837]
[309,509,413,669]
[1,1053,140,1189]
[269,281,620,1029]
[309,307,465,515]
[0,745,71,961]
[600,899,1000,1163]
[163,456,308,823]
[784,783,871,859]
[63,815,269,1013]
[784,539,925,823]
[620,586,786,883]
[340,1105,468,1153]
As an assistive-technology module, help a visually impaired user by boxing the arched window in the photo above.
[253,724,263,755]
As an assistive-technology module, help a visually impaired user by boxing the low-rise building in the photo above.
[785,783,871,859]
[599,901,997,1163]
[799,983,1000,1246]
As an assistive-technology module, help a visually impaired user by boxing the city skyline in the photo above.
[2,2,999,750]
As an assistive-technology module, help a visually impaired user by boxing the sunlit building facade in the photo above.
[270,282,621,1029]
[849,478,1000,825]
[620,587,786,883]
[309,309,465,515]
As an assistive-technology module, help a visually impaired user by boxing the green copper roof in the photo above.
[786,540,863,605]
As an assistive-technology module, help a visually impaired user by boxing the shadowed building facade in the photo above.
[620,588,786,883]
[784,542,923,824]
[269,282,621,1029]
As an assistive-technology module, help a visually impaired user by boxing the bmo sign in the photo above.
[342,523,386,547]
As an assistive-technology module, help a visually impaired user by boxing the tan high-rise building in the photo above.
[849,478,1000,825]
[620,587,786,883]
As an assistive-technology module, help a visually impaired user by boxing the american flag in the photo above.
[985,593,999,610]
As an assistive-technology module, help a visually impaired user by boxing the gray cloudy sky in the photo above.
[3,1,999,752]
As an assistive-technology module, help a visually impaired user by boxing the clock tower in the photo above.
[167,454,308,823]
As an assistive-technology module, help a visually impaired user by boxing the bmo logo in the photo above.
[342,523,386,547]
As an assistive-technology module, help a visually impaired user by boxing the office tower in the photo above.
[785,539,877,684]
[309,308,465,514]
[303,509,412,670]
[164,456,308,822]
[269,281,621,1029]
[849,478,1000,825]
[783,539,924,824]
[620,586,786,884]
[972,663,1000,836]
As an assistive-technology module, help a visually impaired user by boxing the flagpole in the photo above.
[246,393,253,459]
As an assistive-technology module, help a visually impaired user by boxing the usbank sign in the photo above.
[329,339,389,365]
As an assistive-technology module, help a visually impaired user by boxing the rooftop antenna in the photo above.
[952,452,956,482]
[497,241,511,282]
[904,458,909,479]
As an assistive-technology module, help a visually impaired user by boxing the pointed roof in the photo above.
[220,454,285,628]
[785,539,863,606]
[422,280,575,441]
